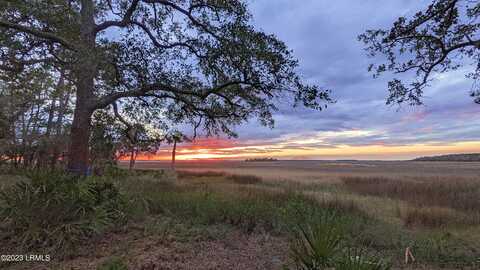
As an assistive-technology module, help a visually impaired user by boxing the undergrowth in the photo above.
[0,168,478,269]
[0,170,128,257]
[289,213,390,270]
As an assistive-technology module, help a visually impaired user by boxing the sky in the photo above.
[140,0,480,161]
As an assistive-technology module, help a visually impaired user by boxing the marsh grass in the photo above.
[342,176,480,212]
[111,170,479,267]
[1,168,479,269]
[114,170,368,235]
[227,174,263,185]
[400,206,479,228]
[342,176,480,228]
[176,170,226,179]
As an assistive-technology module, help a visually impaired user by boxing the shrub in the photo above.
[289,214,390,270]
[290,215,343,269]
[0,171,127,256]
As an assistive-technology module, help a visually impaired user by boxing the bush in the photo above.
[289,214,390,270]
[290,215,343,269]
[0,171,128,256]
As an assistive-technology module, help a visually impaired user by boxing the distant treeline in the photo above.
[414,153,480,162]
[245,158,278,162]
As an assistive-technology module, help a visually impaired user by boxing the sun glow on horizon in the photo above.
[127,135,480,161]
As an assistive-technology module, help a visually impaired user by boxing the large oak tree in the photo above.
[0,0,331,174]
[359,0,480,106]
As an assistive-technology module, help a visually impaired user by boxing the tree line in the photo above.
[0,64,182,171]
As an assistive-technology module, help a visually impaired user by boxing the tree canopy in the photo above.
[0,0,332,173]
[359,0,480,105]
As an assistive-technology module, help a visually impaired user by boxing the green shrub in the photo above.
[97,257,128,270]
[0,171,127,256]
[289,214,390,270]
[290,214,343,269]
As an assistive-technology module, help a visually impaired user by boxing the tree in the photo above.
[112,102,164,170]
[90,109,121,171]
[359,0,480,105]
[0,64,72,168]
[0,0,331,174]
[89,108,164,172]
[164,130,190,169]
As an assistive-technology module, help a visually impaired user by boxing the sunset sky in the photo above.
[143,0,480,161]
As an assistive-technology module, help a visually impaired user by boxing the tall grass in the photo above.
[1,169,478,269]
[342,176,480,212]
[227,174,263,185]
[342,176,480,227]
[400,206,478,228]
[115,171,368,234]
[114,170,479,268]
[176,170,226,178]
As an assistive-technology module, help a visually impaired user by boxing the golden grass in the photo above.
[3,165,480,269]
[170,164,480,230]
[341,176,480,229]
[126,160,480,181]
[341,176,480,212]
[176,170,226,179]
[400,206,478,228]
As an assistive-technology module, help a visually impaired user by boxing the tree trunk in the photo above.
[171,140,177,169]
[37,95,57,168]
[129,147,138,170]
[66,0,97,175]
[67,106,92,174]
[50,74,68,170]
